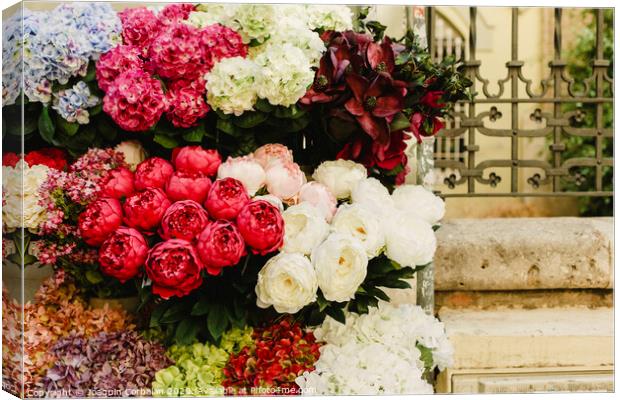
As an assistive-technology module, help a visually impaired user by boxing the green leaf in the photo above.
[182,125,206,142]
[38,106,56,143]
[232,111,267,129]
[326,306,346,324]
[254,99,274,113]
[83,61,97,82]
[367,287,390,302]
[90,103,103,116]
[175,318,200,345]
[160,302,190,323]
[149,305,168,328]
[191,298,211,316]
[96,118,117,141]
[216,119,242,137]
[416,343,434,371]
[381,279,411,289]
[389,112,410,132]
[154,133,180,149]
[273,105,306,119]
[207,304,229,340]
[316,292,329,312]
[85,270,103,284]
[57,116,79,136]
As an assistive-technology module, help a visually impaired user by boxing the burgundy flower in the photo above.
[78,198,123,247]
[420,90,445,109]
[98,227,148,283]
[366,37,396,75]
[196,221,246,276]
[159,200,210,241]
[134,157,174,191]
[145,239,204,299]
[123,188,171,233]
[409,112,445,143]
[344,73,406,144]
[165,171,212,204]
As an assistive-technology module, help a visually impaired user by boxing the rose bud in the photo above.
[264,160,306,202]
[165,171,212,203]
[78,198,123,246]
[205,177,250,220]
[123,188,171,233]
[145,239,204,299]
[253,143,294,169]
[236,200,284,255]
[160,200,210,241]
[134,157,174,191]
[101,167,135,199]
[196,220,245,276]
[172,146,221,177]
[98,227,148,283]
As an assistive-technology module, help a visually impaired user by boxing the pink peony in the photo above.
[78,198,123,246]
[236,200,284,255]
[165,171,212,204]
[196,220,245,276]
[172,146,221,177]
[165,86,210,128]
[100,167,135,199]
[158,3,195,26]
[134,157,175,191]
[159,200,210,241]
[123,188,171,233]
[95,45,144,93]
[253,144,294,169]
[103,70,166,132]
[119,7,161,56]
[217,156,266,196]
[98,227,149,283]
[205,178,251,221]
[149,23,205,80]
[146,239,204,299]
[264,161,306,202]
[199,24,248,72]
[298,182,338,222]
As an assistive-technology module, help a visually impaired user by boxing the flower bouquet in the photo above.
[2,2,471,397]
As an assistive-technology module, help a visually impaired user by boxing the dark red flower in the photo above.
[420,90,445,109]
[366,37,395,75]
[410,112,445,143]
[24,148,67,170]
[2,152,20,167]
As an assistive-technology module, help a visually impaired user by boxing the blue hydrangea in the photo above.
[52,81,99,124]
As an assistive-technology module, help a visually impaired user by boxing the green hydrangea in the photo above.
[152,327,254,397]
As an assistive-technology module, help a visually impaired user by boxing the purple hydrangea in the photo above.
[52,81,99,124]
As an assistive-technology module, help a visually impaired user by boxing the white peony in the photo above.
[391,185,445,225]
[2,160,49,232]
[281,202,329,255]
[331,204,384,258]
[312,160,367,200]
[305,5,354,32]
[231,4,275,44]
[254,43,315,107]
[186,6,238,28]
[255,252,318,314]
[205,57,259,116]
[217,155,266,196]
[298,182,337,222]
[311,233,368,302]
[384,211,437,267]
[115,140,146,171]
[350,177,394,218]
[268,15,325,66]
[253,194,284,211]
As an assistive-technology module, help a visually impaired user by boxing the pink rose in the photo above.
[95,45,144,93]
[205,178,250,220]
[165,171,212,203]
[78,198,123,246]
[149,23,204,80]
[236,200,284,255]
[298,182,338,222]
[172,146,221,177]
[265,161,306,202]
[118,7,161,56]
[123,188,171,233]
[101,167,135,199]
[98,227,148,283]
[159,200,210,241]
[217,155,265,196]
[166,86,210,128]
[253,144,294,169]
[196,221,245,275]
[103,70,166,132]
[146,239,204,299]
[134,157,174,191]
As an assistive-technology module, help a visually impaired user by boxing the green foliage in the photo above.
[561,9,613,216]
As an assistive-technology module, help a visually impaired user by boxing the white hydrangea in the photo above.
[295,302,453,395]
[305,5,354,32]
[268,15,325,66]
[205,57,260,116]
[231,4,276,44]
[187,5,238,28]
[2,160,50,232]
[254,43,315,107]
[392,184,445,225]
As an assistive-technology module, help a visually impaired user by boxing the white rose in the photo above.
[265,160,306,202]
[351,177,394,218]
[253,194,284,211]
[311,233,368,302]
[115,140,146,171]
[331,204,385,258]
[384,212,437,267]
[391,185,445,225]
[255,252,318,314]
[312,160,367,199]
[217,156,266,196]
[282,202,329,255]
[298,182,337,222]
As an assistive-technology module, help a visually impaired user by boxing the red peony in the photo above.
[159,200,210,241]
[100,167,135,199]
[118,7,161,56]
[149,23,205,80]
[165,171,212,204]
[165,86,210,128]
[103,70,166,132]
[95,45,144,92]
[158,3,195,26]
[2,152,20,167]
[204,178,250,221]
[98,227,149,283]
[123,188,171,233]
[134,157,174,191]
[24,148,67,170]
[78,198,123,246]
[172,146,221,176]
[145,239,204,299]
[236,200,284,255]
[196,220,245,276]
[199,24,248,72]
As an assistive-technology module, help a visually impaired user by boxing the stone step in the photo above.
[435,217,613,291]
